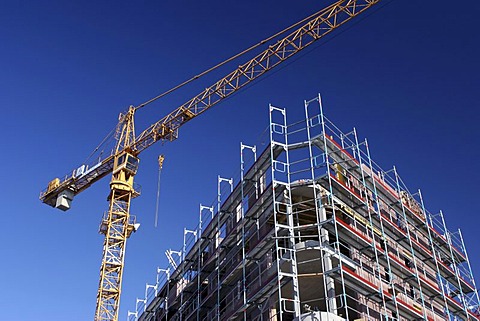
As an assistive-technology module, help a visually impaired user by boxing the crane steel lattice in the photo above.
[39,1,381,320]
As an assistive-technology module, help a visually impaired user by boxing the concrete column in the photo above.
[319,204,337,314]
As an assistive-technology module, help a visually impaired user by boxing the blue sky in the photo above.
[1,1,479,320]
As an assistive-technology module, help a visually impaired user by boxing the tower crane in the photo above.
[39,1,381,320]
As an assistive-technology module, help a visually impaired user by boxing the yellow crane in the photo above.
[39,1,381,320]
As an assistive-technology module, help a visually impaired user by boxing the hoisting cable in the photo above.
[134,3,335,111]
[154,155,165,228]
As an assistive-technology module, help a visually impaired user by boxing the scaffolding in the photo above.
[128,95,480,321]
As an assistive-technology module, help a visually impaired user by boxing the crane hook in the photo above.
[154,155,165,228]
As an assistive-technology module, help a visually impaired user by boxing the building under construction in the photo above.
[129,96,480,321]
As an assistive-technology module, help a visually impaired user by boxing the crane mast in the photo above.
[95,107,141,321]
[39,1,381,320]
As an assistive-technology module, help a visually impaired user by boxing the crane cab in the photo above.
[111,152,140,197]
[113,152,139,175]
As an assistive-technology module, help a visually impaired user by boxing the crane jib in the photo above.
[133,0,381,156]
[40,0,380,212]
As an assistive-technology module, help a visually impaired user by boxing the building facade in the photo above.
[129,96,480,321]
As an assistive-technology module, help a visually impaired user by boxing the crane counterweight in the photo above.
[55,189,74,211]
